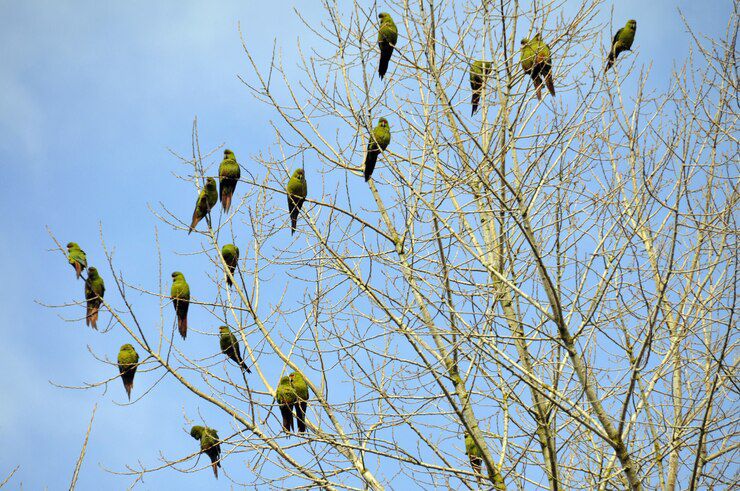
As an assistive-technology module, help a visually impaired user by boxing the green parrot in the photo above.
[464,431,483,481]
[290,371,309,433]
[188,177,218,234]
[66,242,87,279]
[219,326,251,373]
[605,19,637,71]
[170,271,190,339]
[218,149,240,213]
[377,12,398,80]
[190,426,222,479]
[220,244,239,287]
[275,375,298,433]
[286,169,308,235]
[117,344,139,400]
[470,60,492,116]
[364,118,391,181]
[520,34,555,100]
[84,266,105,329]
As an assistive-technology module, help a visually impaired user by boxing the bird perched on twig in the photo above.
[218,149,240,213]
[190,426,222,479]
[470,60,492,115]
[377,12,398,80]
[363,118,391,182]
[605,19,637,72]
[520,34,555,100]
[117,344,139,400]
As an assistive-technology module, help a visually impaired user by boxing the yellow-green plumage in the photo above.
[219,326,250,373]
[465,431,483,480]
[377,12,398,80]
[117,344,139,400]
[520,34,555,100]
[170,271,190,339]
[275,375,298,433]
[66,242,87,279]
[364,118,391,181]
[84,266,105,329]
[470,60,492,116]
[190,426,221,479]
[290,371,309,433]
[606,20,637,71]
[221,244,239,287]
[218,149,240,213]
[188,177,218,234]
[286,169,308,235]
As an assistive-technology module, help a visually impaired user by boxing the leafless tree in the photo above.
[50,1,738,489]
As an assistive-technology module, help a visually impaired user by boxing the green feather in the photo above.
[364,118,391,181]
[470,60,492,115]
[219,325,250,373]
[84,267,105,329]
[286,169,308,235]
[188,177,218,234]
[117,344,139,400]
[218,149,241,213]
[606,20,637,71]
[221,244,240,287]
[170,271,190,339]
[377,13,398,79]
[66,242,87,279]
[520,34,555,100]
[276,375,298,433]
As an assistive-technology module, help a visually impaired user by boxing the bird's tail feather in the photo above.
[178,316,187,339]
[189,214,200,234]
[221,183,234,213]
[379,56,389,80]
[124,379,133,400]
[296,401,308,433]
[87,305,99,330]
[290,211,298,235]
[605,51,615,72]
[364,152,378,182]
[545,72,555,96]
[535,79,543,101]
[470,456,482,482]
[280,404,294,433]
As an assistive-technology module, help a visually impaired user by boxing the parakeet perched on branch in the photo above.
[84,266,105,329]
[286,169,307,235]
[218,149,240,213]
[465,431,483,481]
[364,118,391,182]
[470,60,492,115]
[377,12,398,80]
[291,371,309,433]
[605,20,637,71]
[190,426,222,479]
[188,177,218,234]
[520,34,555,100]
[221,244,239,287]
[117,344,139,400]
[276,375,298,433]
[67,242,87,279]
[219,326,250,373]
[170,271,190,339]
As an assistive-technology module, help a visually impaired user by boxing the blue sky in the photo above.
[0,1,731,489]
